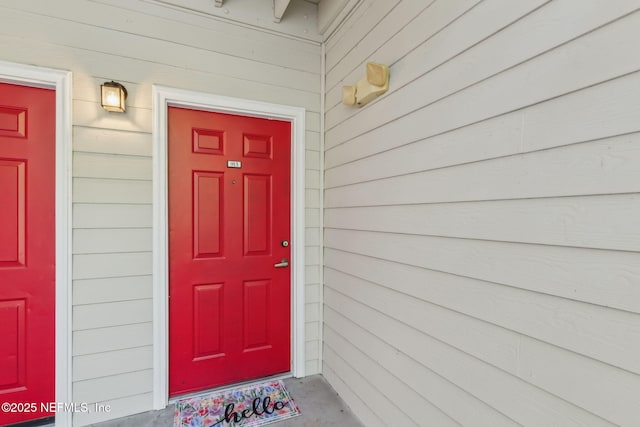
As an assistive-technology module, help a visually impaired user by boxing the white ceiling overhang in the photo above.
[150,0,318,41]
[148,0,352,41]
[273,0,292,23]
[214,0,296,23]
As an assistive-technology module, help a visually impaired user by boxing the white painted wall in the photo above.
[0,0,322,424]
[323,0,640,425]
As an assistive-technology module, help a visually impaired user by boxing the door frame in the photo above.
[0,60,73,427]
[152,85,306,409]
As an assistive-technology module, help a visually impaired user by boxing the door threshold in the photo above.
[169,372,293,404]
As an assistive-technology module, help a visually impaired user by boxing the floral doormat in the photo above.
[173,380,301,427]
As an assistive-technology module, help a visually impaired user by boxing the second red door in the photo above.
[168,107,292,396]
[0,82,55,425]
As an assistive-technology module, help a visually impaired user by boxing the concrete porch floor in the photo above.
[90,375,363,427]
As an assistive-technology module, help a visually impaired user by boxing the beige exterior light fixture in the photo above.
[101,81,128,112]
[342,62,389,107]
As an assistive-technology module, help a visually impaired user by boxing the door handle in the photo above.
[274,259,289,268]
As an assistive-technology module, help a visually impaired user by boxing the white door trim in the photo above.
[0,60,73,427]
[151,85,306,409]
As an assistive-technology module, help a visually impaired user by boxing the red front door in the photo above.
[168,107,291,396]
[0,82,55,425]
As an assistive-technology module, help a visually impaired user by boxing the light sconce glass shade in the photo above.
[101,81,128,112]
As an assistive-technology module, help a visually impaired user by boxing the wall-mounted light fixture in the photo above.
[342,62,389,108]
[101,81,128,112]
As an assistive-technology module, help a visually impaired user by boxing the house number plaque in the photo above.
[227,160,242,168]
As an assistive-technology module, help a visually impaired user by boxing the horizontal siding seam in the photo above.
[322,363,386,426]
[72,368,153,385]
[324,321,465,426]
[73,176,152,183]
[74,251,151,257]
[72,392,154,409]
[74,275,151,283]
[324,278,640,378]
[323,130,640,186]
[322,347,421,426]
[329,0,633,96]
[73,203,152,207]
[73,227,153,232]
[0,21,323,94]
[73,296,153,307]
[323,248,640,314]
[72,226,152,230]
[325,0,404,74]
[323,286,619,423]
[325,256,639,332]
[73,152,152,160]
[324,5,639,130]
[326,64,640,156]
[324,0,484,94]
[72,202,152,206]
[325,80,640,169]
[73,250,152,256]
[323,219,640,255]
[325,282,494,363]
[324,306,521,426]
[72,151,152,159]
[325,0,436,76]
[73,367,153,383]
[73,125,151,135]
[72,320,152,333]
[72,388,154,406]
[0,2,322,48]
[72,298,152,308]
[72,344,152,358]
[323,191,640,211]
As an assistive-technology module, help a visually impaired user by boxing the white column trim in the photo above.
[0,60,73,427]
[151,85,306,409]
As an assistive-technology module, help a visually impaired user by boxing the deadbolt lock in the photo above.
[281,240,289,247]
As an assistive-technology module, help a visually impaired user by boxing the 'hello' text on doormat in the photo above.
[174,380,301,427]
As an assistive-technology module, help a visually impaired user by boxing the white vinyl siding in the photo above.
[0,0,322,424]
[323,0,640,426]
